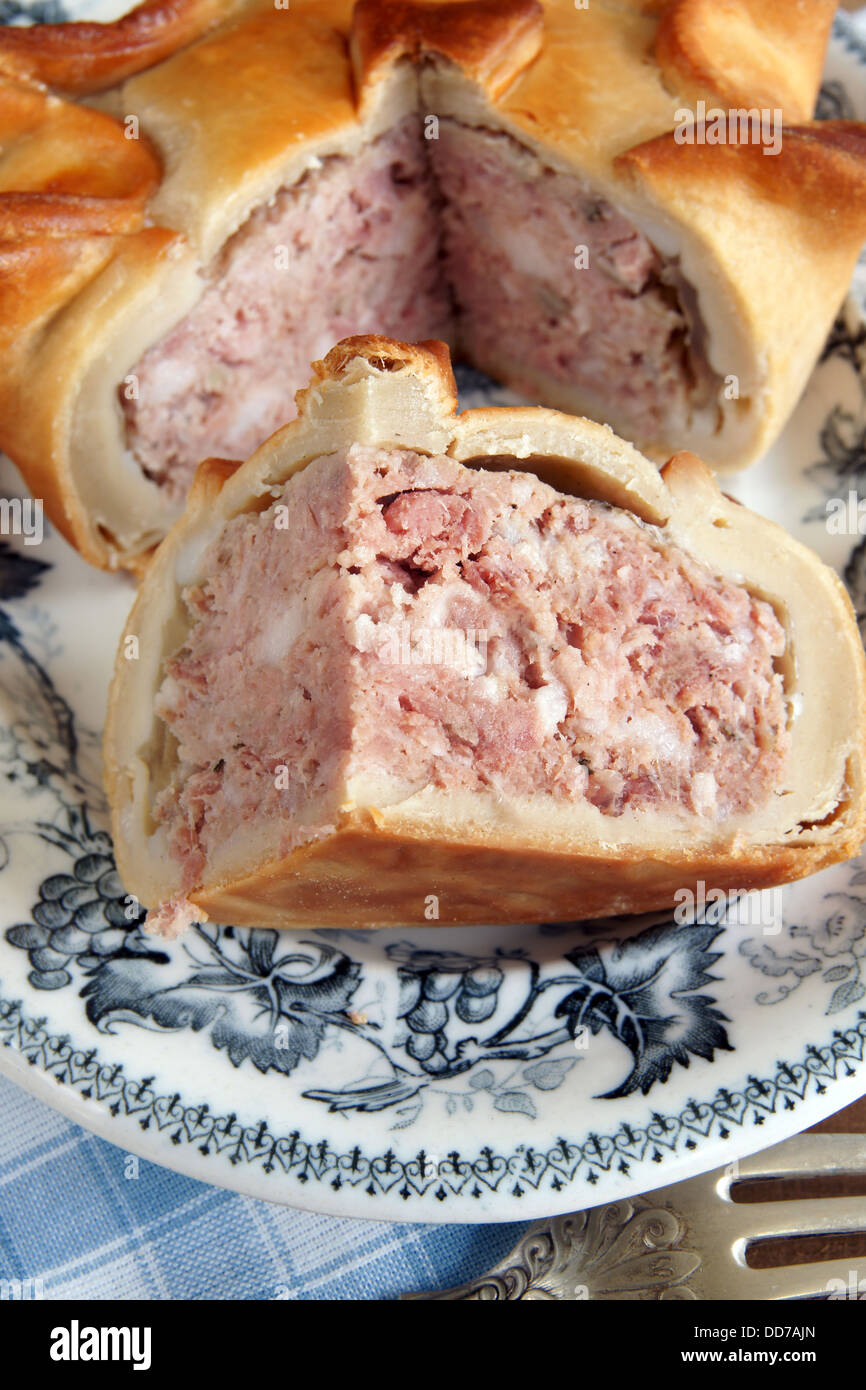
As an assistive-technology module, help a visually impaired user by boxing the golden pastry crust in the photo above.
[0,74,182,565]
[0,0,862,570]
[654,0,838,121]
[103,335,866,930]
[612,119,866,475]
[0,0,230,95]
[351,0,544,108]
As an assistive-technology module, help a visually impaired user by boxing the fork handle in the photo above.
[401,1201,701,1300]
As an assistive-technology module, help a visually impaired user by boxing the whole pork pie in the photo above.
[103,337,866,935]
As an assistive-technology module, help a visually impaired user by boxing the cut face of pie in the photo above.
[103,337,866,934]
[121,114,452,502]
[1,0,864,568]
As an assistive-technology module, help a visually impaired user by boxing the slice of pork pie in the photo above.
[104,337,866,934]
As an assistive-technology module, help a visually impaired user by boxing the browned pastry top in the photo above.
[0,0,227,94]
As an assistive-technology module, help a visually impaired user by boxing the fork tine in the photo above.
[731,1134,866,1184]
[728,1257,866,1301]
[724,1195,866,1249]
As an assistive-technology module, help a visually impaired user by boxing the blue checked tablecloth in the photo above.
[0,1073,529,1300]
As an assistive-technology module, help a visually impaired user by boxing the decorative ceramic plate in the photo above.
[1,5,866,1224]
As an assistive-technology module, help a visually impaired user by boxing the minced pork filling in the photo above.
[122,118,450,500]
[152,445,789,890]
[122,119,717,498]
[429,121,716,439]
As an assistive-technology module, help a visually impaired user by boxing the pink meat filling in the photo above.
[122,120,719,499]
[153,446,789,893]
[429,122,714,440]
[123,118,450,499]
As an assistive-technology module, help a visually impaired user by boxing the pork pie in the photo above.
[103,336,866,933]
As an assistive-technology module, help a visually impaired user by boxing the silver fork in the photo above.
[403,1133,866,1300]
